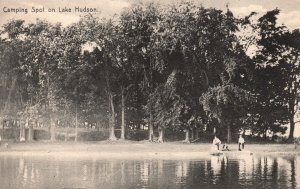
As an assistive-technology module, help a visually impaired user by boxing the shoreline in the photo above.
[0,150,298,159]
[0,141,299,159]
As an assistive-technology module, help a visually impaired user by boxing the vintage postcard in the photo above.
[0,0,299,188]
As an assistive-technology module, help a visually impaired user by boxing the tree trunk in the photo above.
[158,126,164,143]
[1,119,4,141]
[288,96,296,140]
[288,115,295,141]
[227,123,231,143]
[148,65,154,142]
[263,129,267,140]
[148,105,154,141]
[12,120,17,141]
[28,126,33,141]
[109,93,117,140]
[75,107,78,142]
[104,60,117,141]
[288,54,299,141]
[19,121,25,141]
[184,129,190,143]
[47,72,56,142]
[120,88,125,140]
[28,120,33,141]
[50,115,56,142]
[195,128,199,139]
[191,129,194,141]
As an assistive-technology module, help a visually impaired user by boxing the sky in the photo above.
[0,0,300,30]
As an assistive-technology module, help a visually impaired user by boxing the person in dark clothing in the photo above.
[222,143,230,151]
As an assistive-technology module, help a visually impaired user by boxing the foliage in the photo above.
[0,3,298,142]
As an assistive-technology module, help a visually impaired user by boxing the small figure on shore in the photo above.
[238,135,245,151]
[213,136,221,150]
[222,143,230,151]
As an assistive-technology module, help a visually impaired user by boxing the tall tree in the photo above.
[119,3,162,141]
[75,15,123,140]
[199,8,254,143]
[253,9,300,140]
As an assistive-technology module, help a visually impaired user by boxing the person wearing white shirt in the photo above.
[212,136,221,150]
[238,135,245,151]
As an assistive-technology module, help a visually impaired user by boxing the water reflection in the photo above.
[0,155,298,189]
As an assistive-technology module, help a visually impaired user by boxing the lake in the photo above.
[0,154,298,189]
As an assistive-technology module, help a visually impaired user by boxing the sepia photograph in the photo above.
[0,0,300,188]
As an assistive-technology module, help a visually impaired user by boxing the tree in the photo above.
[147,3,252,143]
[283,30,300,140]
[198,8,254,143]
[0,20,37,141]
[24,20,65,141]
[0,36,22,125]
[253,9,300,139]
[201,83,252,143]
[119,3,162,141]
[75,15,124,140]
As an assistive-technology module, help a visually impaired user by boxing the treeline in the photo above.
[0,2,299,143]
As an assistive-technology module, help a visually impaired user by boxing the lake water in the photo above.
[0,154,299,189]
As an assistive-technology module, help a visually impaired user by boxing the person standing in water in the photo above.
[238,135,245,151]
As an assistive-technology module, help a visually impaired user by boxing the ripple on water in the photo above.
[0,154,298,189]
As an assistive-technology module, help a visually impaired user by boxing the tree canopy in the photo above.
[0,2,299,143]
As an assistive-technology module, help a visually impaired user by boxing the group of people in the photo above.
[212,135,245,151]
